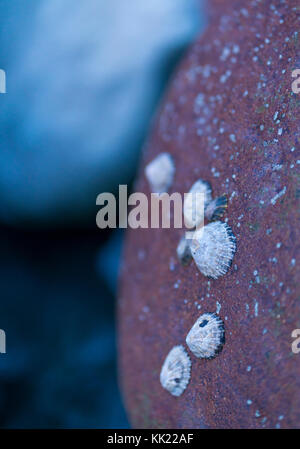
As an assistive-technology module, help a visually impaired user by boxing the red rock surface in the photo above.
[119,0,300,428]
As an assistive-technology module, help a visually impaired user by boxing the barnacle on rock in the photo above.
[186,312,225,359]
[190,221,236,279]
[145,152,175,194]
[160,345,191,397]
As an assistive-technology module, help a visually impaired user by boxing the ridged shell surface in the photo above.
[186,313,225,359]
[160,345,191,397]
[190,221,236,279]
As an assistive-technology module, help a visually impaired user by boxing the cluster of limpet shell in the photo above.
[144,154,234,397]
[179,177,236,279]
[160,313,225,396]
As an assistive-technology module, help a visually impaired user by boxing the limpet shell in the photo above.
[186,312,225,359]
[144,152,175,194]
[183,179,212,228]
[160,345,191,397]
[190,221,236,279]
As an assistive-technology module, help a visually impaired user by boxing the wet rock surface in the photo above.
[119,0,300,428]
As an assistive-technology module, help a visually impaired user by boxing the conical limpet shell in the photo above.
[160,345,191,397]
[186,313,225,359]
[190,221,236,279]
[145,152,175,194]
[183,179,212,228]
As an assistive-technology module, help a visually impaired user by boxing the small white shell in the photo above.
[176,235,192,265]
[145,153,175,194]
[183,179,212,228]
[186,313,225,359]
[160,345,191,397]
[190,221,236,279]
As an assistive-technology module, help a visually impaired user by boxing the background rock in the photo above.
[119,0,300,428]
[0,0,205,428]
[0,0,202,226]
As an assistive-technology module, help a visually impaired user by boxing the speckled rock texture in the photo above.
[119,0,300,428]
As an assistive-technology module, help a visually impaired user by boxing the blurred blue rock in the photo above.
[0,0,204,225]
[0,226,129,428]
[96,230,124,296]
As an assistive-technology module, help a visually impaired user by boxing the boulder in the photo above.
[119,0,300,428]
